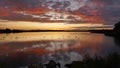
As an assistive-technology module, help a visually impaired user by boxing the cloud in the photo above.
[0,0,119,24]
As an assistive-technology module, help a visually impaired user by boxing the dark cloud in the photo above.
[0,0,119,24]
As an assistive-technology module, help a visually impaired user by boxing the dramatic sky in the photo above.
[0,0,120,29]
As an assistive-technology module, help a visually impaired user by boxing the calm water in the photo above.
[0,32,120,68]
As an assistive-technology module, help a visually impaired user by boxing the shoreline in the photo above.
[0,30,90,33]
[0,29,119,37]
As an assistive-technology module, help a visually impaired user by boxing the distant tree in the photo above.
[113,21,120,32]
[5,28,11,33]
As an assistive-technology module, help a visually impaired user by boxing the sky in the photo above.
[0,0,120,30]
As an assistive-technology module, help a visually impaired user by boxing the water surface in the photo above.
[0,32,120,68]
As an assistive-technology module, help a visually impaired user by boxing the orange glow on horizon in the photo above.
[0,20,110,30]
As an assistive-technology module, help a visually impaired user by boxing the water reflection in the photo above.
[0,32,119,68]
[114,36,120,47]
[0,32,103,42]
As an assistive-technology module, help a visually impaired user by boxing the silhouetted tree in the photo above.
[5,28,11,33]
[114,21,120,33]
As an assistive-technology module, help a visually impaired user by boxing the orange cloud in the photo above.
[0,7,10,17]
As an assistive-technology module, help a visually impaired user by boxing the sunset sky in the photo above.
[0,0,120,30]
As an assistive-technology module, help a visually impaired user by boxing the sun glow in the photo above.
[0,21,112,30]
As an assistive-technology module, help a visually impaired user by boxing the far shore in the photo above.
[0,29,118,37]
[0,29,90,33]
[0,29,112,33]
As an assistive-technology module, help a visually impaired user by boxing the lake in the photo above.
[0,32,120,68]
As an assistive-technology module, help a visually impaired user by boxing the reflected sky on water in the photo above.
[0,32,120,68]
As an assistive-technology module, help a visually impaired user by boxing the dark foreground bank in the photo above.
[27,53,120,68]
[65,53,120,68]
[1,53,119,68]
